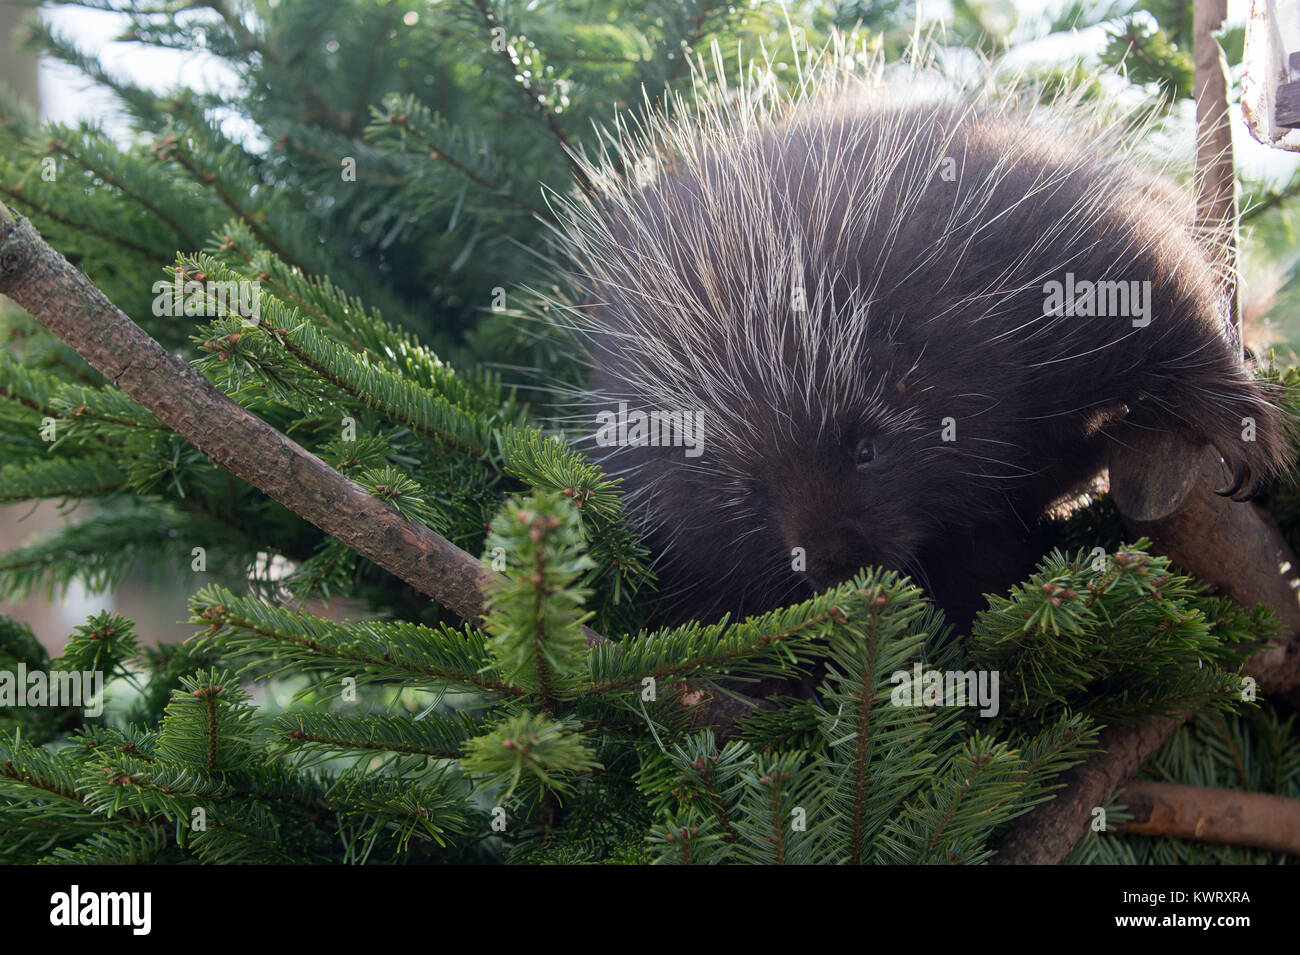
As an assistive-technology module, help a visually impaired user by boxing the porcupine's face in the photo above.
[593,328,981,625]
[718,411,932,610]
[570,99,1045,623]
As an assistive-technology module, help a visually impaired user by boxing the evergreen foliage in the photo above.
[0,0,1297,864]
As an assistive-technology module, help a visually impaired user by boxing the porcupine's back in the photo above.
[551,86,1292,627]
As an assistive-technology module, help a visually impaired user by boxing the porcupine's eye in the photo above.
[853,439,877,470]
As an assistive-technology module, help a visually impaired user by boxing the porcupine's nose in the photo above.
[805,553,867,590]
[791,526,871,591]
[777,482,872,590]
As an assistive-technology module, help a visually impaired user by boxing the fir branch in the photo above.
[0,729,156,860]
[190,585,523,695]
[348,2,399,136]
[0,455,128,502]
[461,709,601,799]
[208,235,501,400]
[992,716,1185,864]
[585,594,843,694]
[258,314,497,464]
[467,0,593,195]
[39,825,171,865]
[481,491,595,704]
[501,425,652,613]
[277,133,405,186]
[1,183,160,261]
[329,769,476,851]
[18,17,181,131]
[1070,709,1300,863]
[274,711,484,763]
[197,0,261,55]
[177,255,505,467]
[53,385,166,432]
[374,105,551,218]
[0,348,61,416]
[46,136,204,250]
[160,137,309,273]
[998,430,1300,863]
[0,200,512,626]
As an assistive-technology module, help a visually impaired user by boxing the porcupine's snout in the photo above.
[788,517,910,594]
[771,472,910,594]
[798,533,871,591]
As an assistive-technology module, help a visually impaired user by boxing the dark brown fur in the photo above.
[569,100,1292,629]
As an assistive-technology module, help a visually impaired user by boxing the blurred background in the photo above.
[3,0,1299,655]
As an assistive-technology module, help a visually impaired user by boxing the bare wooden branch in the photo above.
[1194,0,1241,334]
[991,718,1184,865]
[1117,780,1300,854]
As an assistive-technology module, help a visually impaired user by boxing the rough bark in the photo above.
[1118,781,1300,854]
[991,718,1185,865]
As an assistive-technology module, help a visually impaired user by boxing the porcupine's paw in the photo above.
[1200,376,1294,502]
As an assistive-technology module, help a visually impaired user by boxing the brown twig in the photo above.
[382,113,550,219]
[1116,781,1300,854]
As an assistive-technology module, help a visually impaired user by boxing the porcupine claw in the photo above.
[1213,456,1249,501]
[1236,471,1268,503]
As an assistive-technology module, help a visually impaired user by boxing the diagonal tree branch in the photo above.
[0,201,782,739]
[0,199,506,632]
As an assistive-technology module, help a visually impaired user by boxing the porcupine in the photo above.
[545,69,1294,632]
